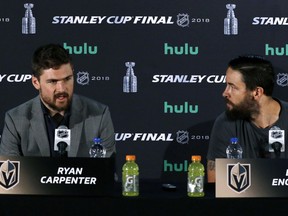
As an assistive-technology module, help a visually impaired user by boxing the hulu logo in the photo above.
[265,44,288,56]
[163,160,189,172]
[63,42,98,55]
[164,43,199,55]
[164,101,198,114]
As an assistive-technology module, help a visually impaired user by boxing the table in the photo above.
[0,182,286,215]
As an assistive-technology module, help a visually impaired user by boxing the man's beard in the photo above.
[225,94,260,121]
[41,91,71,112]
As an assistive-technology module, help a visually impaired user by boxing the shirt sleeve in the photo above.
[207,112,236,161]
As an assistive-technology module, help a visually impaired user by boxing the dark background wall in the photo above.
[1,0,288,182]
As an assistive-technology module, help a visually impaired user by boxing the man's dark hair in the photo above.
[32,44,72,79]
[228,55,275,96]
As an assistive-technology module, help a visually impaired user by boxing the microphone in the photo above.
[54,125,71,157]
[268,129,285,158]
[271,142,282,158]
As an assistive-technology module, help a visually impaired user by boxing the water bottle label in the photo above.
[123,175,139,192]
[188,176,204,193]
[89,144,106,158]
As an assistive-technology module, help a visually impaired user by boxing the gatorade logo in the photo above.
[124,175,138,192]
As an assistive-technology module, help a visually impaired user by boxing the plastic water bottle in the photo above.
[122,155,139,196]
[187,155,205,197]
[89,138,106,158]
[226,137,243,159]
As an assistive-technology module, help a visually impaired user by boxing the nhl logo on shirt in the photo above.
[227,162,251,193]
[0,160,20,190]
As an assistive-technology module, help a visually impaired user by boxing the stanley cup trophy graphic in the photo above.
[22,3,36,34]
[123,62,137,93]
[224,4,238,35]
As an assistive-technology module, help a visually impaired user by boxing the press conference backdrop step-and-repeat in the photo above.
[1,0,288,182]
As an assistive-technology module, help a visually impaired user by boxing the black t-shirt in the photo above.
[207,99,288,160]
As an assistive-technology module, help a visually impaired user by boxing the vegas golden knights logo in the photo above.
[227,163,251,193]
[0,160,20,190]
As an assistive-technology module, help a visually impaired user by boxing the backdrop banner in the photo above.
[0,0,288,182]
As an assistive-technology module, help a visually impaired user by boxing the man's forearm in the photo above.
[207,160,215,183]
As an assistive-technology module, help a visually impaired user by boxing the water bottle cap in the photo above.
[93,137,101,143]
[191,155,201,161]
[126,155,136,161]
[230,137,238,143]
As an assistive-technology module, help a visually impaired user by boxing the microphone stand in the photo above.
[57,142,68,157]
[271,142,282,158]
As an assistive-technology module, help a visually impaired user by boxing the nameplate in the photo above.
[0,156,115,196]
[216,158,288,197]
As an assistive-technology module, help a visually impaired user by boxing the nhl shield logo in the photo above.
[57,129,69,138]
[77,71,90,85]
[0,160,20,190]
[177,13,189,27]
[227,162,251,193]
[176,130,189,144]
[277,73,288,87]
